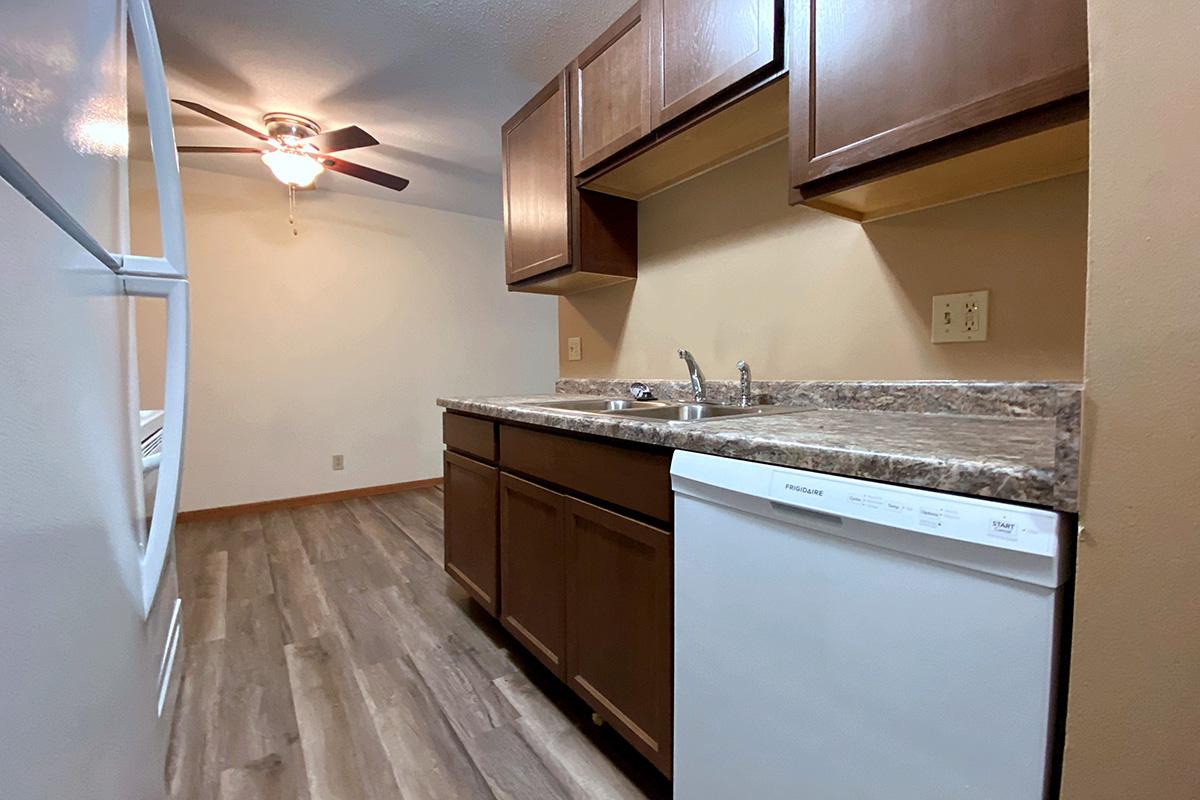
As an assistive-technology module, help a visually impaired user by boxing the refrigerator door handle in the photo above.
[0,146,123,272]
[122,275,189,616]
[119,0,187,280]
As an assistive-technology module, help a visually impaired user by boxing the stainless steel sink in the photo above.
[533,398,667,412]
[528,398,806,423]
[614,403,807,422]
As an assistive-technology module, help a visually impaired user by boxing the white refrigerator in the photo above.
[0,1,190,797]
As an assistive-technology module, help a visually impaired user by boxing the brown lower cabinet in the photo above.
[499,473,568,679]
[442,413,673,775]
[565,496,673,776]
[443,450,499,614]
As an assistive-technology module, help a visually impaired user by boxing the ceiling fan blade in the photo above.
[171,99,269,141]
[177,145,265,154]
[303,125,379,154]
[319,154,410,192]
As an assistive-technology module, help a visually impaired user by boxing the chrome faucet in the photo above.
[737,360,753,407]
[678,349,707,402]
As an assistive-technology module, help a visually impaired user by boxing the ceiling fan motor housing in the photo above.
[263,112,321,142]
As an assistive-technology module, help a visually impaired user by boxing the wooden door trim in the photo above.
[442,450,499,614]
[648,0,782,129]
[788,0,1089,189]
[499,472,568,678]
[502,70,574,284]
[570,3,652,174]
[564,496,672,774]
[175,476,442,522]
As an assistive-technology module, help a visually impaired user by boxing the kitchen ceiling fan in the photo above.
[172,100,410,234]
[172,100,409,192]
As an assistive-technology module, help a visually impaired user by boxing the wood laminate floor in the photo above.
[168,486,670,800]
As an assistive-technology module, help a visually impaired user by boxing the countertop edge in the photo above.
[437,396,1076,513]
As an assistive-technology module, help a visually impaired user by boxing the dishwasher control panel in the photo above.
[767,468,1060,557]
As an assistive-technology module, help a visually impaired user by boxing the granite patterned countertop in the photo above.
[438,380,1081,512]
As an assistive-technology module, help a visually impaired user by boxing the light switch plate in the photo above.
[932,290,989,343]
[566,336,582,361]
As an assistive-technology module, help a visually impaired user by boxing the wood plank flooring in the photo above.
[168,486,670,800]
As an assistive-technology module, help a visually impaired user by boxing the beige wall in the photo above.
[1061,0,1200,796]
[133,164,557,511]
[560,142,1088,382]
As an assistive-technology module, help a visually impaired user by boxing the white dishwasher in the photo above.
[671,451,1072,800]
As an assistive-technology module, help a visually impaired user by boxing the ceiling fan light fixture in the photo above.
[260,149,324,187]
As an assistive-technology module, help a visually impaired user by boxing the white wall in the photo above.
[133,164,556,511]
[560,143,1088,382]
[1061,0,1200,795]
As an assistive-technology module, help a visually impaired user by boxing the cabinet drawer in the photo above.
[443,412,497,462]
[499,424,672,523]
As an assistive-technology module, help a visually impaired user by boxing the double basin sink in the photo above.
[528,397,805,423]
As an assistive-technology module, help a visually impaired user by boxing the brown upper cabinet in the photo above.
[570,4,651,175]
[502,73,571,285]
[789,0,1089,220]
[502,72,638,295]
[647,0,784,128]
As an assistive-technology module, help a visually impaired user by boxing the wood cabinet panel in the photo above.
[565,497,672,776]
[502,72,572,284]
[442,451,499,615]
[499,473,567,678]
[442,412,497,463]
[648,0,781,127]
[571,4,651,175]
[499,424,672,523]
[502,70,639,295]
[790,0,1088,188]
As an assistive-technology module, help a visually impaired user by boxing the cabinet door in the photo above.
[790,0,1088,187]
[570,4,651,175]
[565,497,672,775]
[502,71,572,284]
[647,0,781,128]
[443,451,499,615]
[499,473,567,678]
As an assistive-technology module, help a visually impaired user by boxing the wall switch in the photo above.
[932,290,989,343]
[566,336,582,361]
[332,454,344,471]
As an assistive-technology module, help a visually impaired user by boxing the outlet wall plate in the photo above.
[566,336,582,361]
[932,290,989,343]
[332,454,345,471]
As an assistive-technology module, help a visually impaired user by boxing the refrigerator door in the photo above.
[0,0,190,615]
[0,3,173,797]
[0,1,186,797]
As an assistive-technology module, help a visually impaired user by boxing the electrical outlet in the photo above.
[932,290,989,343]
[566,336,582,361]
[332,454,344,471]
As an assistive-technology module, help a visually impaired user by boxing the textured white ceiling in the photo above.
[152,0,632,219]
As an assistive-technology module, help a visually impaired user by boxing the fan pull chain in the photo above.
[288,184,299,236]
